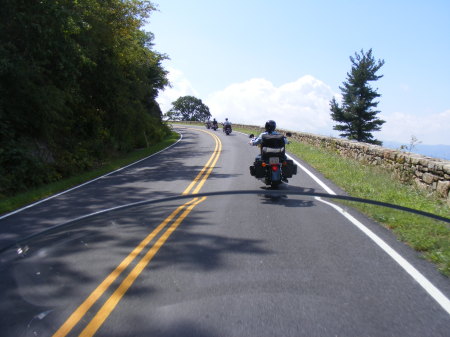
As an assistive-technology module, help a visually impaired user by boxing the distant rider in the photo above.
[223,118,232,132]
[212,118,218,128]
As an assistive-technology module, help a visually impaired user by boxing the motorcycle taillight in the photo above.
[271,165,279,172]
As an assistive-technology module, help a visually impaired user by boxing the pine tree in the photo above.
[330,49,385,145]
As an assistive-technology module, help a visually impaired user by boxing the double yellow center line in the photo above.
[53,128,222,337]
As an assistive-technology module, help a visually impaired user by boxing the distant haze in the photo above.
[383,141,450,161]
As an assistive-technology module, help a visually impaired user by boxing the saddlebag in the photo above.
[282,159,297,178]
[250,160,265,178]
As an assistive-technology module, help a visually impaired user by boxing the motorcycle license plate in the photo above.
[269,157,279,164]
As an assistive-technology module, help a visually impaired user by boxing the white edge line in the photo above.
[316,196,450,315]
[285,154,336,195]
[0,133,183,220]
[238,129,450,315]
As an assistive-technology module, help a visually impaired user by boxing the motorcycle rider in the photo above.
[205,118,212,129]
[251,120,288,160]
[223,118,232,132]
[249,120,287,147]
[249,120,294,184]
[212,118,218,129]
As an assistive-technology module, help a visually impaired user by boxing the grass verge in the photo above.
[0,132,180,216]
[236,126,450,276]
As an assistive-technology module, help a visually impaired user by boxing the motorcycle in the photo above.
[212,122,218,131]
[224,124,232,135]
[249,132,297,188]
[205,121,212,129]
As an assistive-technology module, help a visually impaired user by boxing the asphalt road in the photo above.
[0,125,449,337]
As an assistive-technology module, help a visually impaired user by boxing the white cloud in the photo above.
[379,110,450,145]
[158,68,450,146]
[206,75,338,136]
[156,68,199,113]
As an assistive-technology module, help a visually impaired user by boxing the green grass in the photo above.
[237,126,450,276]
[0,132,180,216]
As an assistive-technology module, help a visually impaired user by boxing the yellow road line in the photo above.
[51,198,198,337]
[52,127,222,337]
[79,197,207,337]
[192,132,222,194]
[182,129,220,195]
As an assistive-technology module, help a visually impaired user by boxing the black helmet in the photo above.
[265,120,276,132]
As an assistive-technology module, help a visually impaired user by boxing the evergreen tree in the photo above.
[330,49,385,145]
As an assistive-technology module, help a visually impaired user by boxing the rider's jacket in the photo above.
[251,131,287,146]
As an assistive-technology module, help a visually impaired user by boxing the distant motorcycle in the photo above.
[223,124,232,135]
[205,121,212,129]
[249,132,297,188]
[212,122,218,130]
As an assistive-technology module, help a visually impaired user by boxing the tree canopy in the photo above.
[330,49,385,145]
[166,96,211,122]
[0,0,170,196]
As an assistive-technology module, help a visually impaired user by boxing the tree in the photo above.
[330,49,385,145]
[400,135,422,153]
[166,96,211,121]
[0,0,170,195]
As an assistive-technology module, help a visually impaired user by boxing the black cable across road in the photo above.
[1,190,449,254]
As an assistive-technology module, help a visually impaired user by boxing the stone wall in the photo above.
[233,123,450,203]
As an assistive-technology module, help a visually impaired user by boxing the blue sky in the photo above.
[146,0,450,146]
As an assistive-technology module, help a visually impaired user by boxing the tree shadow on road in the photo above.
[0,199,272,337]
[0,136,224,249]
